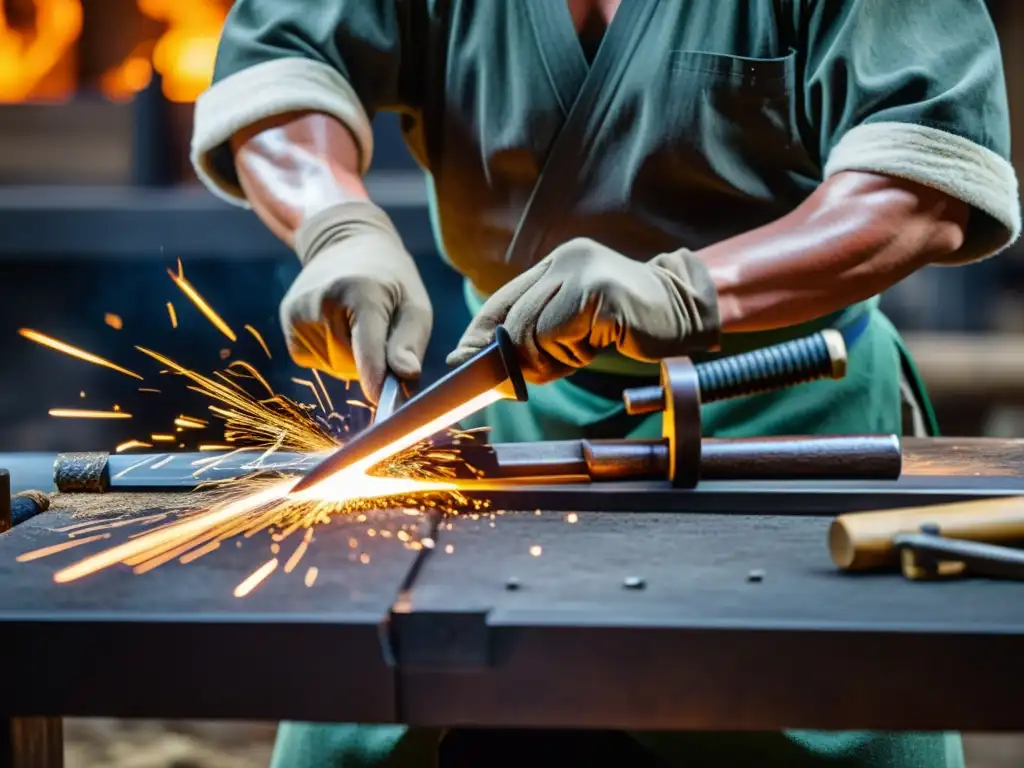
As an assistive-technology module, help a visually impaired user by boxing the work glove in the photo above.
[280,201,432,404]
[447,238,720,383]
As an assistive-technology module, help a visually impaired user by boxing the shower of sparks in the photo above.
[245,324,272,358]
[16,260,503,598]
[104,313,123,330]
[168,258,236,341]
[167,302,178,328]
[49,409,132,419]
[19,329,143,379]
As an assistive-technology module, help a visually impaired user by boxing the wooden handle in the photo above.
[829,496,1024,571]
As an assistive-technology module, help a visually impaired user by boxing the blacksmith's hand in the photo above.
[447,238,720,384]
[280,201,432,404]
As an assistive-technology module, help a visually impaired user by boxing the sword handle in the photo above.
[623,329,847,415]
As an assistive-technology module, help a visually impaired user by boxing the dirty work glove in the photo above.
[280,201,432,403]
[447,238,720,383]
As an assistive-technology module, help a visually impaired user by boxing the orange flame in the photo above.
[100,0,227,103]
[0,0,82,103]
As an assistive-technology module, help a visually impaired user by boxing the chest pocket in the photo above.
[637,48,815,229]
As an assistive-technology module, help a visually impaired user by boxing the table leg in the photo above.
[0,718,63,768]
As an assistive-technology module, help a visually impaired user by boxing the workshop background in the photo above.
[0,0,1021,766]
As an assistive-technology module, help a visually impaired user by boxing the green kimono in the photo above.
[191,1,1020,766]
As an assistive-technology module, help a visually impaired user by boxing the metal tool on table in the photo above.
[290,325,527,494]
[454,328,900,488]
[830,496,1024,580]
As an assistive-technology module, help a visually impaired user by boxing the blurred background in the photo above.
[0,0,1020,765]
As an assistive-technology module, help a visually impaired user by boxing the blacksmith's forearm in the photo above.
[230,112,369,247]
[699,171,971,332]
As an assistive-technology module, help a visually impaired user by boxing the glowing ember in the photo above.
[168,259,236,341]
[167,302,178,328]
[234,558,279,598]
[115,440,152,452]
[104,313,123,330]
[245,325,272,358]
[49,408,131,419]
[20,328,143,379]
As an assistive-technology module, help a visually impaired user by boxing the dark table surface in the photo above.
[1,446,1023,730]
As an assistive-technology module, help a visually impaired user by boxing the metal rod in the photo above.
[894,531,1024,581]
[376,374,413,423]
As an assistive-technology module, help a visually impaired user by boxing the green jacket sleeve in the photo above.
[191,0,425,206]
[799,0,1020,263]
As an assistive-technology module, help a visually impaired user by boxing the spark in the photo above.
[234,558,278,597]
[283,529,313,574]
[139,387,161,394]
[166,302,178,328]
[19,329,143,379]
[79,391,86,398]
[291,388,504,500]
[137,345,335,454]
[179,540,220,564]
[530,545,542,557]
[567,513,578,524]
[17,534,112,562]
[244,324,271,358]
[168,258,236,341]
[311,369,333,412]
[18,271,500,598]
[292,377,326,413]
[104,313,123,330]
[49,409,132,419]
[115,440,152,452]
